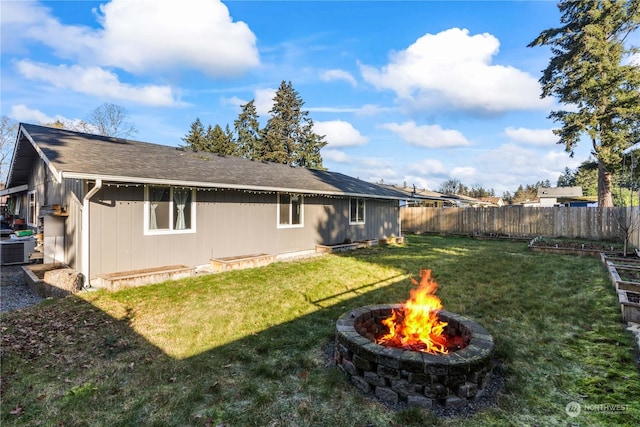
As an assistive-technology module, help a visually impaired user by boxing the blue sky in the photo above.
[1,0,596,195]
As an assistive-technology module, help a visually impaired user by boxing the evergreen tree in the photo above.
[574,160,600,197]
[205,124,236,156]
[557,167,576,187]
[529,0,640,207]
[234,100,262,160]
[262,81,326,167]
[296,117,327,169]
[181,118,207,151]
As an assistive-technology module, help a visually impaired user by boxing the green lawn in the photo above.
[1,235,639,426]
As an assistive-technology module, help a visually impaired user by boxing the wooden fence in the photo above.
[401,206,640,247]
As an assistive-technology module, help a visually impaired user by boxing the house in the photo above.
[537,186,588,207]
[1,124,409,286]
[383,185,456,208]
[478,197,504,207]
[386,185,494,208]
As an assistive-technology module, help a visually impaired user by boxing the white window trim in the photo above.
[27,191,37,226]
[144,186,196,235]
[349,197,366,225]
[277,193,304,229]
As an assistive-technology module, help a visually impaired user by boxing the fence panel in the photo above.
[401,206,640,248]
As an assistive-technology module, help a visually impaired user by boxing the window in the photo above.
[27,191,37,226]
[145,186,195,234]
[278,193,303,227]
[350,198,365,224]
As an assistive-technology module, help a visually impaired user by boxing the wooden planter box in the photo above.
[22,263,82,297]
[210,254,275,273]
[95,265,196,290]
[617,290,640,323]
[379,236,405,245]
[316,243,359,253]
[602,253,640,324]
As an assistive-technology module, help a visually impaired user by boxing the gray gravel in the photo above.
[1,265,44,312]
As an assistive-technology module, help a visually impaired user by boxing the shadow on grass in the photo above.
[2,235,639,426]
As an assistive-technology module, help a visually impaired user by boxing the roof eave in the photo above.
[5,124,63,187]
[61,172,407,200]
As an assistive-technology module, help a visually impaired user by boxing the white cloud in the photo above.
[450,166,477,181]
[319,69,357,86]
[1,1,100,57]
[96,0,259,76]
[381,121,471,148]
[314,120,368,147]
[401,176,431,190]
[221,96,247,109]
[254,88,276,116]
[322,148,351,163]
[360,28,550,114]
[2,0,259,77]
[407,159,448,176]
[471,143,582,193]
[504,127,558,146]
[10,104,57,124]
[16,60,178,106]
[9,104,90,131]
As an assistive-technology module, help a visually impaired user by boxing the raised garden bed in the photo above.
[210,254,275,273]
[602,253,640,324]
[618,290,640,323]
[95,265,195,290]
[316,239,382,254]
[529,237,630,258]
[471,232,531,242]
[22,263,83,298]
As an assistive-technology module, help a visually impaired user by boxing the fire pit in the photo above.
[334,270,494,409]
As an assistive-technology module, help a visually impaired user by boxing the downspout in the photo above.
[82,179,102,287]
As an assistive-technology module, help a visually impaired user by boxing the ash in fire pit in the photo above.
[334,271,494,409]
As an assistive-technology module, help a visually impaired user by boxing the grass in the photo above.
[1,235,639,426]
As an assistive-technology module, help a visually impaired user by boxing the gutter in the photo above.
[61,172,409,201]
[82,179,102,286]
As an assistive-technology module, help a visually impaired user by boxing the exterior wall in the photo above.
[9,158,82,270]
[88,185,400,279]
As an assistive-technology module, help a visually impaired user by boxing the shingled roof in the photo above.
[5,123,407,200]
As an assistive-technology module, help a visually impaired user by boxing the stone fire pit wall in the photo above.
[335,304,494,409]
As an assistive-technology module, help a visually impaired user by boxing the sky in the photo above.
[1,0,600,195]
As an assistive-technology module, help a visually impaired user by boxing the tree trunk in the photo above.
[597,162,614,207]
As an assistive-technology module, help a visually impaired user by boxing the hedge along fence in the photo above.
[401,206,640,247]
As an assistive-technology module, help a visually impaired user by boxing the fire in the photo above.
[377,269,449,355]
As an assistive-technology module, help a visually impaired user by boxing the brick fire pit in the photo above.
[334,304,494,409]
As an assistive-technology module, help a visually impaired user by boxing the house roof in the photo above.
[537,186,583,198]
[4,123,409,200]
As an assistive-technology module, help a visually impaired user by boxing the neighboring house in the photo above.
[1,124,409,285]
[537,186,586,207]
[387,185,494,208]
[449,194,494,208]
[478,197,504,207]
[383,185,457,208]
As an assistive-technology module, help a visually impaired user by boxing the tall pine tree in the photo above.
[234,100,262,159]
[529,0,640,207]
[262,81,326,168]
[206,124,236,156]
[181,118,207,151]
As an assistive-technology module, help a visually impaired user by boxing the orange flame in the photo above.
[377,269,449,354]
